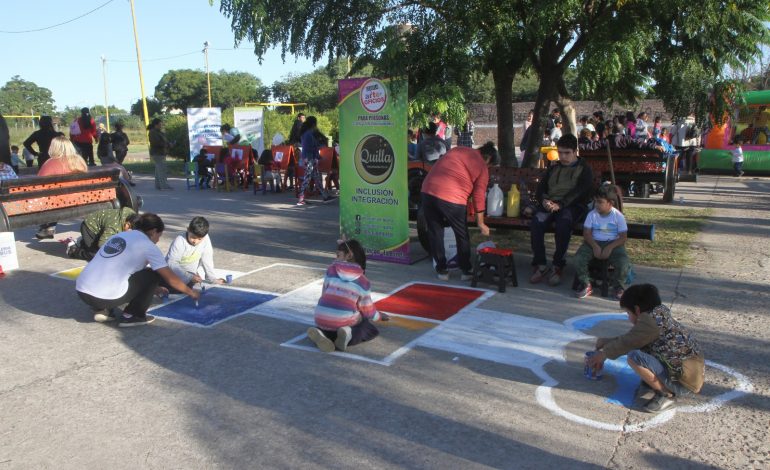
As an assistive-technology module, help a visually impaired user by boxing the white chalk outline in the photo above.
[530,312,755,433]
[269,280,491,366]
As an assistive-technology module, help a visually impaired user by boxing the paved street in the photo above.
[0,174,768,469]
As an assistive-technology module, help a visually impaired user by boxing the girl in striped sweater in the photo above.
[307,239,389,352]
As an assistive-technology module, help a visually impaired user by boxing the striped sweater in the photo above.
[314,261,380,331]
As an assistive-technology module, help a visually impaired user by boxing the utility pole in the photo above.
[101,55,111,133]
[203,41,212,108]
[129,0,150,135]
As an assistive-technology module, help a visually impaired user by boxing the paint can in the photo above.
[584,351,603,380]
[226,274,233,284]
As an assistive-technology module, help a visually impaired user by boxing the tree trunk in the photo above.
[523,75,559,168]
[557,98,577,137]
[492,67,517,167]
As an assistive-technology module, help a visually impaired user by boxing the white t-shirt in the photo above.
[731,146,744,163]
[76,230,167,299]
[166,232,217,284]
[583,207,628,242]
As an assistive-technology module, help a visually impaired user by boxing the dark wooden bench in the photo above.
[579,147,679,202]
[466,166,655,240]
[0,168,141,232]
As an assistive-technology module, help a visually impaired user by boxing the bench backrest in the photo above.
[0,168,123,231]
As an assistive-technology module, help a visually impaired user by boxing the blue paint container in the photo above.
[584,351,603,380]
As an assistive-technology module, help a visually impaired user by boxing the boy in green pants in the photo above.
[573,185,630,300]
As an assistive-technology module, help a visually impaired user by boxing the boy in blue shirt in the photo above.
[573,185,630,300]
[10,145,21,174]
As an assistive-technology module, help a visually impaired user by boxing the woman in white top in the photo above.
[75,213,200,327]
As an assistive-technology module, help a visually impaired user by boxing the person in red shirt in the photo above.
[420,142,499,280]
[70,107,98,166]
[35,136,89,239]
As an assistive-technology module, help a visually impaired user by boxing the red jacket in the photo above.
[421,146,489,212]
[70,118,98,144]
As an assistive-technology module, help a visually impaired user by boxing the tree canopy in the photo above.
[153,69,269,113]
[216,0,770,167]
[0,76,55,116]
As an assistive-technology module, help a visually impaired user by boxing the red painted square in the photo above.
[375,283,485,321]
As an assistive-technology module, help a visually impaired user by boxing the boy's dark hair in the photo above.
[426,121,438,135]
[147,118,162,130]
[219,147,229,158]
[338,239,366,271]
[198,148,207,155]
[478,141,500,165]
[619,284,662,313]
[258,149,273,165]
[595,184,622,211]
[734,136,744,144]
[125,213,140,228]
[556,133,578,151]
[188,216,210,238]
[11,145,18,151]
[133,213,165,235]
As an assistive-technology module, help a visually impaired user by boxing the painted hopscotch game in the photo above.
[51,262,752,433]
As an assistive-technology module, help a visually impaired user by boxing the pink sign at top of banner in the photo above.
[360,79,388,113]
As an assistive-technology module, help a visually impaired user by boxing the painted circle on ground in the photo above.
[360,78,388,113]
[354,134,395,185]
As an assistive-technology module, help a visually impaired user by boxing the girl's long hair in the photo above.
[133,213,165,235]
[299,116,317,136]
[79,108,93,130]
[47,136,88,173]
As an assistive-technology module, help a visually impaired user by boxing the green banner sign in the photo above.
[338,78,409,264]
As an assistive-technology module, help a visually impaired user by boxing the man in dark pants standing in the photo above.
[529,134,594,286]
[420,142,499,281]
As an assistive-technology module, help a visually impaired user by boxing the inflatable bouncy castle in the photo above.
[700,90,770,173]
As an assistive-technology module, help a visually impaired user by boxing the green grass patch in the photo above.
[123,159,186,178]
[622,207,711,268]
[470,206,711,269]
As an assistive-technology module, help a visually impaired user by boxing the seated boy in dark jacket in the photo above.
[529,134,594,287]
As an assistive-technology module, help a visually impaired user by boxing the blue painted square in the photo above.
[152,287,277,326]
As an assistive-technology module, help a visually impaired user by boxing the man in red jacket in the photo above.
[70,107,98,166]
[420,142,499,281]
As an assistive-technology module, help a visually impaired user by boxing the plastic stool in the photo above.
[571,259,611,297]
[471,247,518,293]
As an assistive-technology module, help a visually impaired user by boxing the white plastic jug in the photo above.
[487,183,504,217]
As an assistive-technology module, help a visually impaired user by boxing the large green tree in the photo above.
[0,76,55,116]
[130,97,164,119]
[520,0,770,167]
[154,69,269,112]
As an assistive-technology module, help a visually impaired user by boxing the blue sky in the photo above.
[1,0,321,112]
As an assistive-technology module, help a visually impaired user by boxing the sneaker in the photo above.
[460,271,473,281]
[643,393,676,413]
[118,314,155,328]
[614,287,625,301]
[93,308,116,323]
[436,271,450,281]
[335,326,352,351]
[529,265,550,284]
[35,228,55,240]
[636,382,656,401]
[322,191,330,201]
[296,198,306,206]
[548,267,563,286]
[307,327,335,353]
[66,239,78,257]
[576,282,593,299]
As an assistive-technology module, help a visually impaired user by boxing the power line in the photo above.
[107,50,200,63]
[0,0,117,34]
